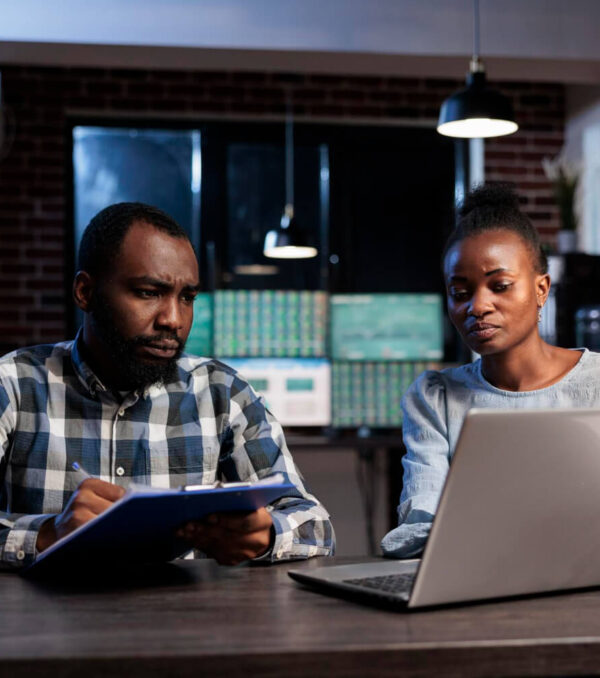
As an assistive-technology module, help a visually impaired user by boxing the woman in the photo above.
[381,183,600,558]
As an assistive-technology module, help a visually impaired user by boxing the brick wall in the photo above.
[0,65,564,351]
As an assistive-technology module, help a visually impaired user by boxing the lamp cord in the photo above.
[285,92,294,207]
[472,0,480,61]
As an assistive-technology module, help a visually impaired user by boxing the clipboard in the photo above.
[24,474,296,577]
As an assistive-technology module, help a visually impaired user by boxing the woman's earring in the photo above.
[537,306,543,323]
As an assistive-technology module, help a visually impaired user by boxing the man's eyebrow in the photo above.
[128,276,201,291]
[183,283,202,292]
[485,267,510,276]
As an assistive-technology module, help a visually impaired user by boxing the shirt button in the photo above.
[116,466,125,477]
[16,550,25,560]
[118,409,125,417]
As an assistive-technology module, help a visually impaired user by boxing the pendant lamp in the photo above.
[263,97,318,259]
[437,0,518,139]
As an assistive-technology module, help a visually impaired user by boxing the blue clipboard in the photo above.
[24,475,296,577]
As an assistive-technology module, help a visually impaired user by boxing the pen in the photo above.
[72,461,93,481]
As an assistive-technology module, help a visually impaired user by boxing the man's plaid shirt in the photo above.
[0,332,334,569]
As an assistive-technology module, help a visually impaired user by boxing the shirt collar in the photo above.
[70,327,108,397]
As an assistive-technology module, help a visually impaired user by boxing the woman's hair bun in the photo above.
[444,181,548,275]
[459,182,520,218]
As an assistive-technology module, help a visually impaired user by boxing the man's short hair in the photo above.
[78,202,191,279]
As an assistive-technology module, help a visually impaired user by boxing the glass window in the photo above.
[73,126,201,253]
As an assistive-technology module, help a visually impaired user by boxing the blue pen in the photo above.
[72,461,92,480]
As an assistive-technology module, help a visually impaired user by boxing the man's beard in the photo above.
[89,292,185,391]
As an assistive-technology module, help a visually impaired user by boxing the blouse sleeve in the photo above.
[381,370,450,558]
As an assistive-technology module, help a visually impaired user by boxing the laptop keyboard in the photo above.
[343,572,415,596]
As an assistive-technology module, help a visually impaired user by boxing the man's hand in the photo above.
[36,478,126,553]
[176,507,274,565]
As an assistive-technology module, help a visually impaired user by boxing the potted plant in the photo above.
[542,154,579,254]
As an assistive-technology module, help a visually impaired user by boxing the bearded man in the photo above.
[0,202,334,570]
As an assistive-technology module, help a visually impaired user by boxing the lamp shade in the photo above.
[437,71,518,139]
[263,205,318,259]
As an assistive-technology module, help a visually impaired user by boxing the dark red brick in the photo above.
[0,294,35,305]
[271,73,306,84]
[486,151,518,161]
[26,279,63,290]
[41,265,64,275]
[0,326,31,335]
[526,211,553,221]
[26,310,65,321]
[331,90,366,102]
[0,264,36,274]
[41,294,65,305]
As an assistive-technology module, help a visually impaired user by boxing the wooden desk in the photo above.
[3,557,600,678]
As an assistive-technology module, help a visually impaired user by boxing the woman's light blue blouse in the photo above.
[381,348,600,558]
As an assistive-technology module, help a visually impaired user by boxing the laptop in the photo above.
[289,408,600,609]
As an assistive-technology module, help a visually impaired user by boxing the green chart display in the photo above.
[331,361,437,428]
[185,293,213,356]
[214,290,328,358]
[330,294,443,361]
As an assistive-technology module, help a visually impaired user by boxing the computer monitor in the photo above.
[185,293,213,357]
[330,293,443,361]
[222,358,331,427]
[214,290,328,358]
[331,361,439,428]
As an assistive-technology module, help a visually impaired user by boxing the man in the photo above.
[0,202,334,569]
